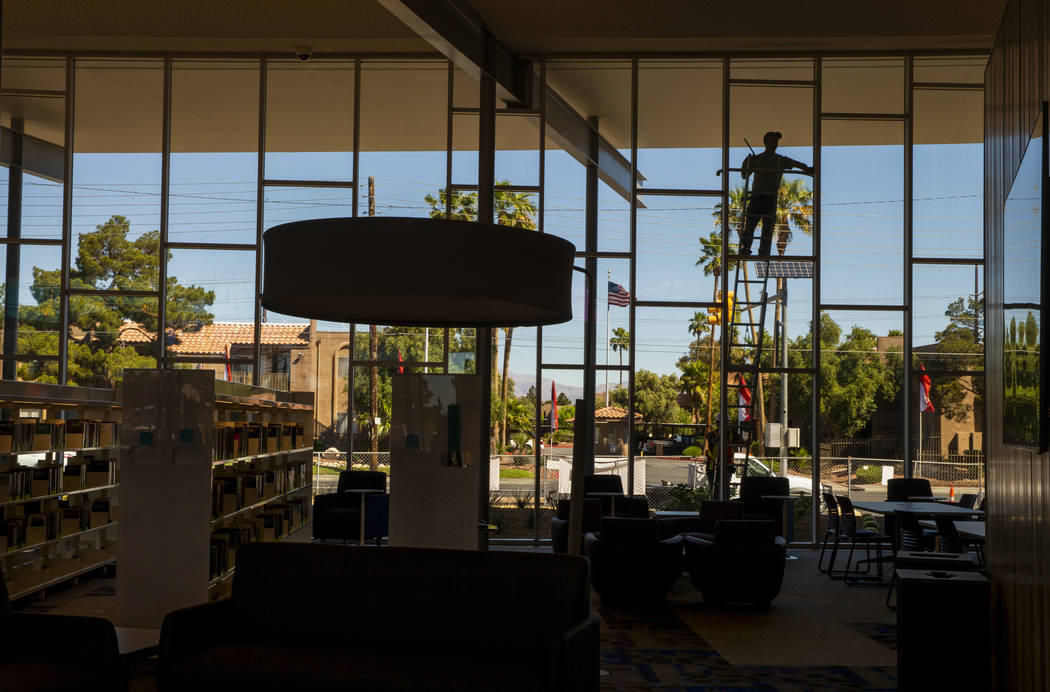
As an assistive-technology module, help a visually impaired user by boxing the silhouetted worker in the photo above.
[739,131,812,256]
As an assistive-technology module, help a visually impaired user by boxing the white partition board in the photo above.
[389,374,480,549]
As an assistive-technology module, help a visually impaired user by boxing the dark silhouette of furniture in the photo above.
[886,550,977,608]
[934,517,985,564]
[739,476,790,537]
[582,474,649,517]
[818,492,840,573]
[956,493,978,509]
[655,500,744,541]
[160,542,598,691]
[550,498,602,554]
[1,567,122,691]
[683,519,786,609]
[829,496,893,584]
[886,478,933,502]
[583,518,683,605]
[312,470,389,545]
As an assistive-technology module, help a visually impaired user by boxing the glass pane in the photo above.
[1,94,64,144]
[731,59,814,82]
[914,56,987,84]
[73,59,163,284]
[495,114,540,187]
[171,60,259,244]
[0,245,62,369]
[820,120,904,305]
[819,310,905,492]
[910,373,985,495]
[451,113,478,185]
[636,194,715,301]
[3,58,66,91]
[452,65,479,109]
[166,248,253,327]
[67,296,160,387]
[5,171,63,239]
[637,59,723,190]
[914,89,983,259]
[541,258,627,366]
[263,186,353,228]
[265,60,354,181]
[822,58,905,114]
[547,61,631,152]
[914,264,983,370]
[494,188,537,229]
[544,135,585,249]
[358,60,447,219]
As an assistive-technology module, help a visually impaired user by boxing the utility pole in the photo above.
[605,269,610,407]
[368,176,379,466]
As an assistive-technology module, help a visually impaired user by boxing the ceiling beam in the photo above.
[377,0,637,202]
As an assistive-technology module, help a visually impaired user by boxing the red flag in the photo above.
[550,381,558,431]
[919,364,935,413]
[738,374,752,422]
[397,349,404,374]
[224,343,232,382]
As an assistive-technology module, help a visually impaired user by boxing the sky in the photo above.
[1,90,984,394]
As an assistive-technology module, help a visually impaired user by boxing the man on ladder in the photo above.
[739,131,812,256]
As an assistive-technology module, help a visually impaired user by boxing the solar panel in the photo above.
[752,259,814,279]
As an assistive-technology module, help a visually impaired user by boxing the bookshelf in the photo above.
[116,370,313,628]
[0,381,121,600]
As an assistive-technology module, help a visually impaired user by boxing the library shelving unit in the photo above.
[0,380,121,601]
[116,369,313,628]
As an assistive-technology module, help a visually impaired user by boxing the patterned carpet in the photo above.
[598,605,898,691]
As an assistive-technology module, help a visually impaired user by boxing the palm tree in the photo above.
[678,360,707,427]
[610,327,630,389]
[695,230,736,440]
[427,182,538,451]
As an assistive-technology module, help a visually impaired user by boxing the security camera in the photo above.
[295,47,312,62]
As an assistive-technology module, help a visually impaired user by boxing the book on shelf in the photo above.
[62,463,84,492]
[30,466,60,498]
[25,513,47,544]
[0,420,12,454]
[14,419,37,452]
[89,499,110,528]
[99,421,118,448]
[246,423,261,456]
[60,506,85,536]
[84,458,113,488]
[66,419,102,449]
[266,423,280,453]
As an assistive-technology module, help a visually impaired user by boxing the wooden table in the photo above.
[918,519,986,539]
[587,492,622,517]
[115,627,160,660]
[342,488,384,545]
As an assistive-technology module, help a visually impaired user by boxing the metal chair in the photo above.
[957,493,978,509]
[934,517,985,564]
[817,492,840,574]
[830,495,893,584]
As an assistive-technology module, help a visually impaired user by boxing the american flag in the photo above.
[608,281,630,307]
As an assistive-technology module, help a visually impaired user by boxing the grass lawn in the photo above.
[500,468,534,479]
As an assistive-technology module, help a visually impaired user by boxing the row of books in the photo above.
[3,543,116,595]
[0,419,117,454]
[0,498,113,552]
[213,422,306,461]
[211,461,308,520]
[209,498,309,579]
[0,458,116,503]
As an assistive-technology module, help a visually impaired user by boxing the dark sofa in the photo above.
[160,542,598,691]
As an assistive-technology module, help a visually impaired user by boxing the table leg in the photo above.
[610,496,616,518]
[359,493,366,546]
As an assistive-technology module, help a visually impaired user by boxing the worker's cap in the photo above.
[763,131,782,145]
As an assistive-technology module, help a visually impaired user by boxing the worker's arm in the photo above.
[781,156,813,175]
[741,154,753,179]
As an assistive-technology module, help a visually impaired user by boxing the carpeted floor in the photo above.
[14,537,900,690]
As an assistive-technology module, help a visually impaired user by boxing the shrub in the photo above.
[662,483,710,511]
[681,445,704,458]
[854,465,884,484]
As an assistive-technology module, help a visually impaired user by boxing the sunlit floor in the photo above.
[15,534,898,691]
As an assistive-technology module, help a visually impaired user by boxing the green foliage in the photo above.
[681,445,704,458]
[854,465,884,484]
[514,493,534,510]
[556,392,571,406]
[500,468,533,479]
[633,369,688,423]
[661,484,710,511]
[18,216,214,387]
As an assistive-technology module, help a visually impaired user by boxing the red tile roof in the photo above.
[119,321,309,356]
[568,406,643,423]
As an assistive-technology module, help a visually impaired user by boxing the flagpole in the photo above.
[605,270,611,407]
[917,406,922,479]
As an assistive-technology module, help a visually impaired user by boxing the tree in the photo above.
[556,392,571,407]
[610,327,630,388]
[928,293,985,422]
[18,216,215,387]
[425,181,537,452]
[695,231,735,439]
[678,360,707,425]
[633,369,688,424]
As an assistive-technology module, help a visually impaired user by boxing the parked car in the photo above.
[731,454,812,493]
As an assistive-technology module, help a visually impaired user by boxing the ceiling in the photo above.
[3,0,1006,56]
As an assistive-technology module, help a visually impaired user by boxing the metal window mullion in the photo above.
[158,57,173,369]
[348,57,361,454]
[811,56,822,538]
[534,59,546,543]
[165,242,256,251]
[261,179,355,188]
[636,188,723,197]
[628,58,638,495]
[718,57,730,501]
[252,58,266,385]
[58,57,74,385]
[903,56,914,478]
[0,238,63,246]
[67,289,161,298]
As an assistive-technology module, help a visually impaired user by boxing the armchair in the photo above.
[312,470,389,545]
[684,519,787,609]
[583,518,683,605]
[655,500,744,541]
[1,568,122,691]
[550,498,602,554]
[739,476,790,537]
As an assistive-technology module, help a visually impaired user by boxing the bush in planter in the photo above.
[662,483,709,511]
[854,465,884,484]
[681,445,704,458]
